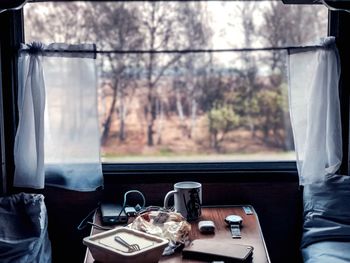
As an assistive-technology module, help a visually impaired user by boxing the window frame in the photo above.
[2,3,348,192]
[0,10,23,194]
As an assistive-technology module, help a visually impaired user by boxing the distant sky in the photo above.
[24,1,328,67]
[207,1,259,49]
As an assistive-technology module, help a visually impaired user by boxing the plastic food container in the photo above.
[83,227,169,263]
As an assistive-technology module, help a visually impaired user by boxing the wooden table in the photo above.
[84,206,270,263]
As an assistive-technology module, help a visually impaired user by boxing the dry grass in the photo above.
[100,111,293,162]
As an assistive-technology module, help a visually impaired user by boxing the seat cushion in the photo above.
[302,174,350,263]
[0,193,51,263]
[302,174,350,248]
[302,241,350,263]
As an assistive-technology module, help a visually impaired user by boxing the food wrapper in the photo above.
[130,211,191,255]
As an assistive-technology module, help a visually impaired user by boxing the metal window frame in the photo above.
[0,10,23,194]
[2,3,349,191]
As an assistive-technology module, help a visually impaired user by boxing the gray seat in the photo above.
[302,241,350,263]
[302,174,350,263]
[0,192,52,263]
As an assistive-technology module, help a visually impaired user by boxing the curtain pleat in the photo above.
[14,43,103,191]
[288,37,342,185]
[14,52,45,189]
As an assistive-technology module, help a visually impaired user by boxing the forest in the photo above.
[24,1,327,161]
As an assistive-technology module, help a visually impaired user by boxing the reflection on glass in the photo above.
[24,1,328,162]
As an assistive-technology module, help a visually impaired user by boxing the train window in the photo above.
[24,1,328,164]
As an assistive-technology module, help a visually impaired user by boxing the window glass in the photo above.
[24,1,328,163]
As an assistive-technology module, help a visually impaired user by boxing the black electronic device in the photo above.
[100,203,128,225]
[183,239,253,262]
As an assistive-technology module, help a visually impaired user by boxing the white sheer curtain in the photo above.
[14,43,103,191]
[288,37,342,185]
[14,43,45,188]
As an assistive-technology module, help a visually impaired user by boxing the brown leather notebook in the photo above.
[182,239,254,262]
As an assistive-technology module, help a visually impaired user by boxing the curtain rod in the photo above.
[19,45,325,55]
[27,0,282,3]
[95,46,323,53]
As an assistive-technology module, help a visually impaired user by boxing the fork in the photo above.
[114,236,141,252]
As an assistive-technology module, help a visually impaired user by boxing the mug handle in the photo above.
[164,190,177,209]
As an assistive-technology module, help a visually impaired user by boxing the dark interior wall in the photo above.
[0,43,3,196]
[32,14,348,263]
[334,11,350,175]
[0,10,22,194]
[0,9,304,263]
[37,10,347,263]
[38,173,302,263]
[4,5,341,263]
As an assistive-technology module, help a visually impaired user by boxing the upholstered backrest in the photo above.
[302,174,350,248]
[0,193,51,263]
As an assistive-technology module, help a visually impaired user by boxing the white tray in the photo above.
[83,227,169,263]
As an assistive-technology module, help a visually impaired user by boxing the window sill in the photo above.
[102,161,298,183]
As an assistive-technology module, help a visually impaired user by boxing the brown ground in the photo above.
[101,113,286,158]
[99,85,292,161]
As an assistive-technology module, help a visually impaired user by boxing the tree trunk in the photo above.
[156,99,164,145]
[247,109,256,138]
[119,118,125,142]
[189,98,197,139]
[283,110,294,151]
[176,87,184,122]
[146,18,155,146]
[213,131,220,152]
[147,123,154,146]
[146,88,156,146]
[118,88,126,142]
[146,83,155,146]
[101,85,118,145]
[118,103,126,142]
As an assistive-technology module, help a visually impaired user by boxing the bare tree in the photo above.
[260,2,327,74]
[84,2,143,145]
[25,2,91,43]
[25,2,144,145]
[173,2,212,139]
[137,2,181,146]
[258,2,328,150]
[139,2,209,146]
[235,3,260,138]
[25,2,101,145]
